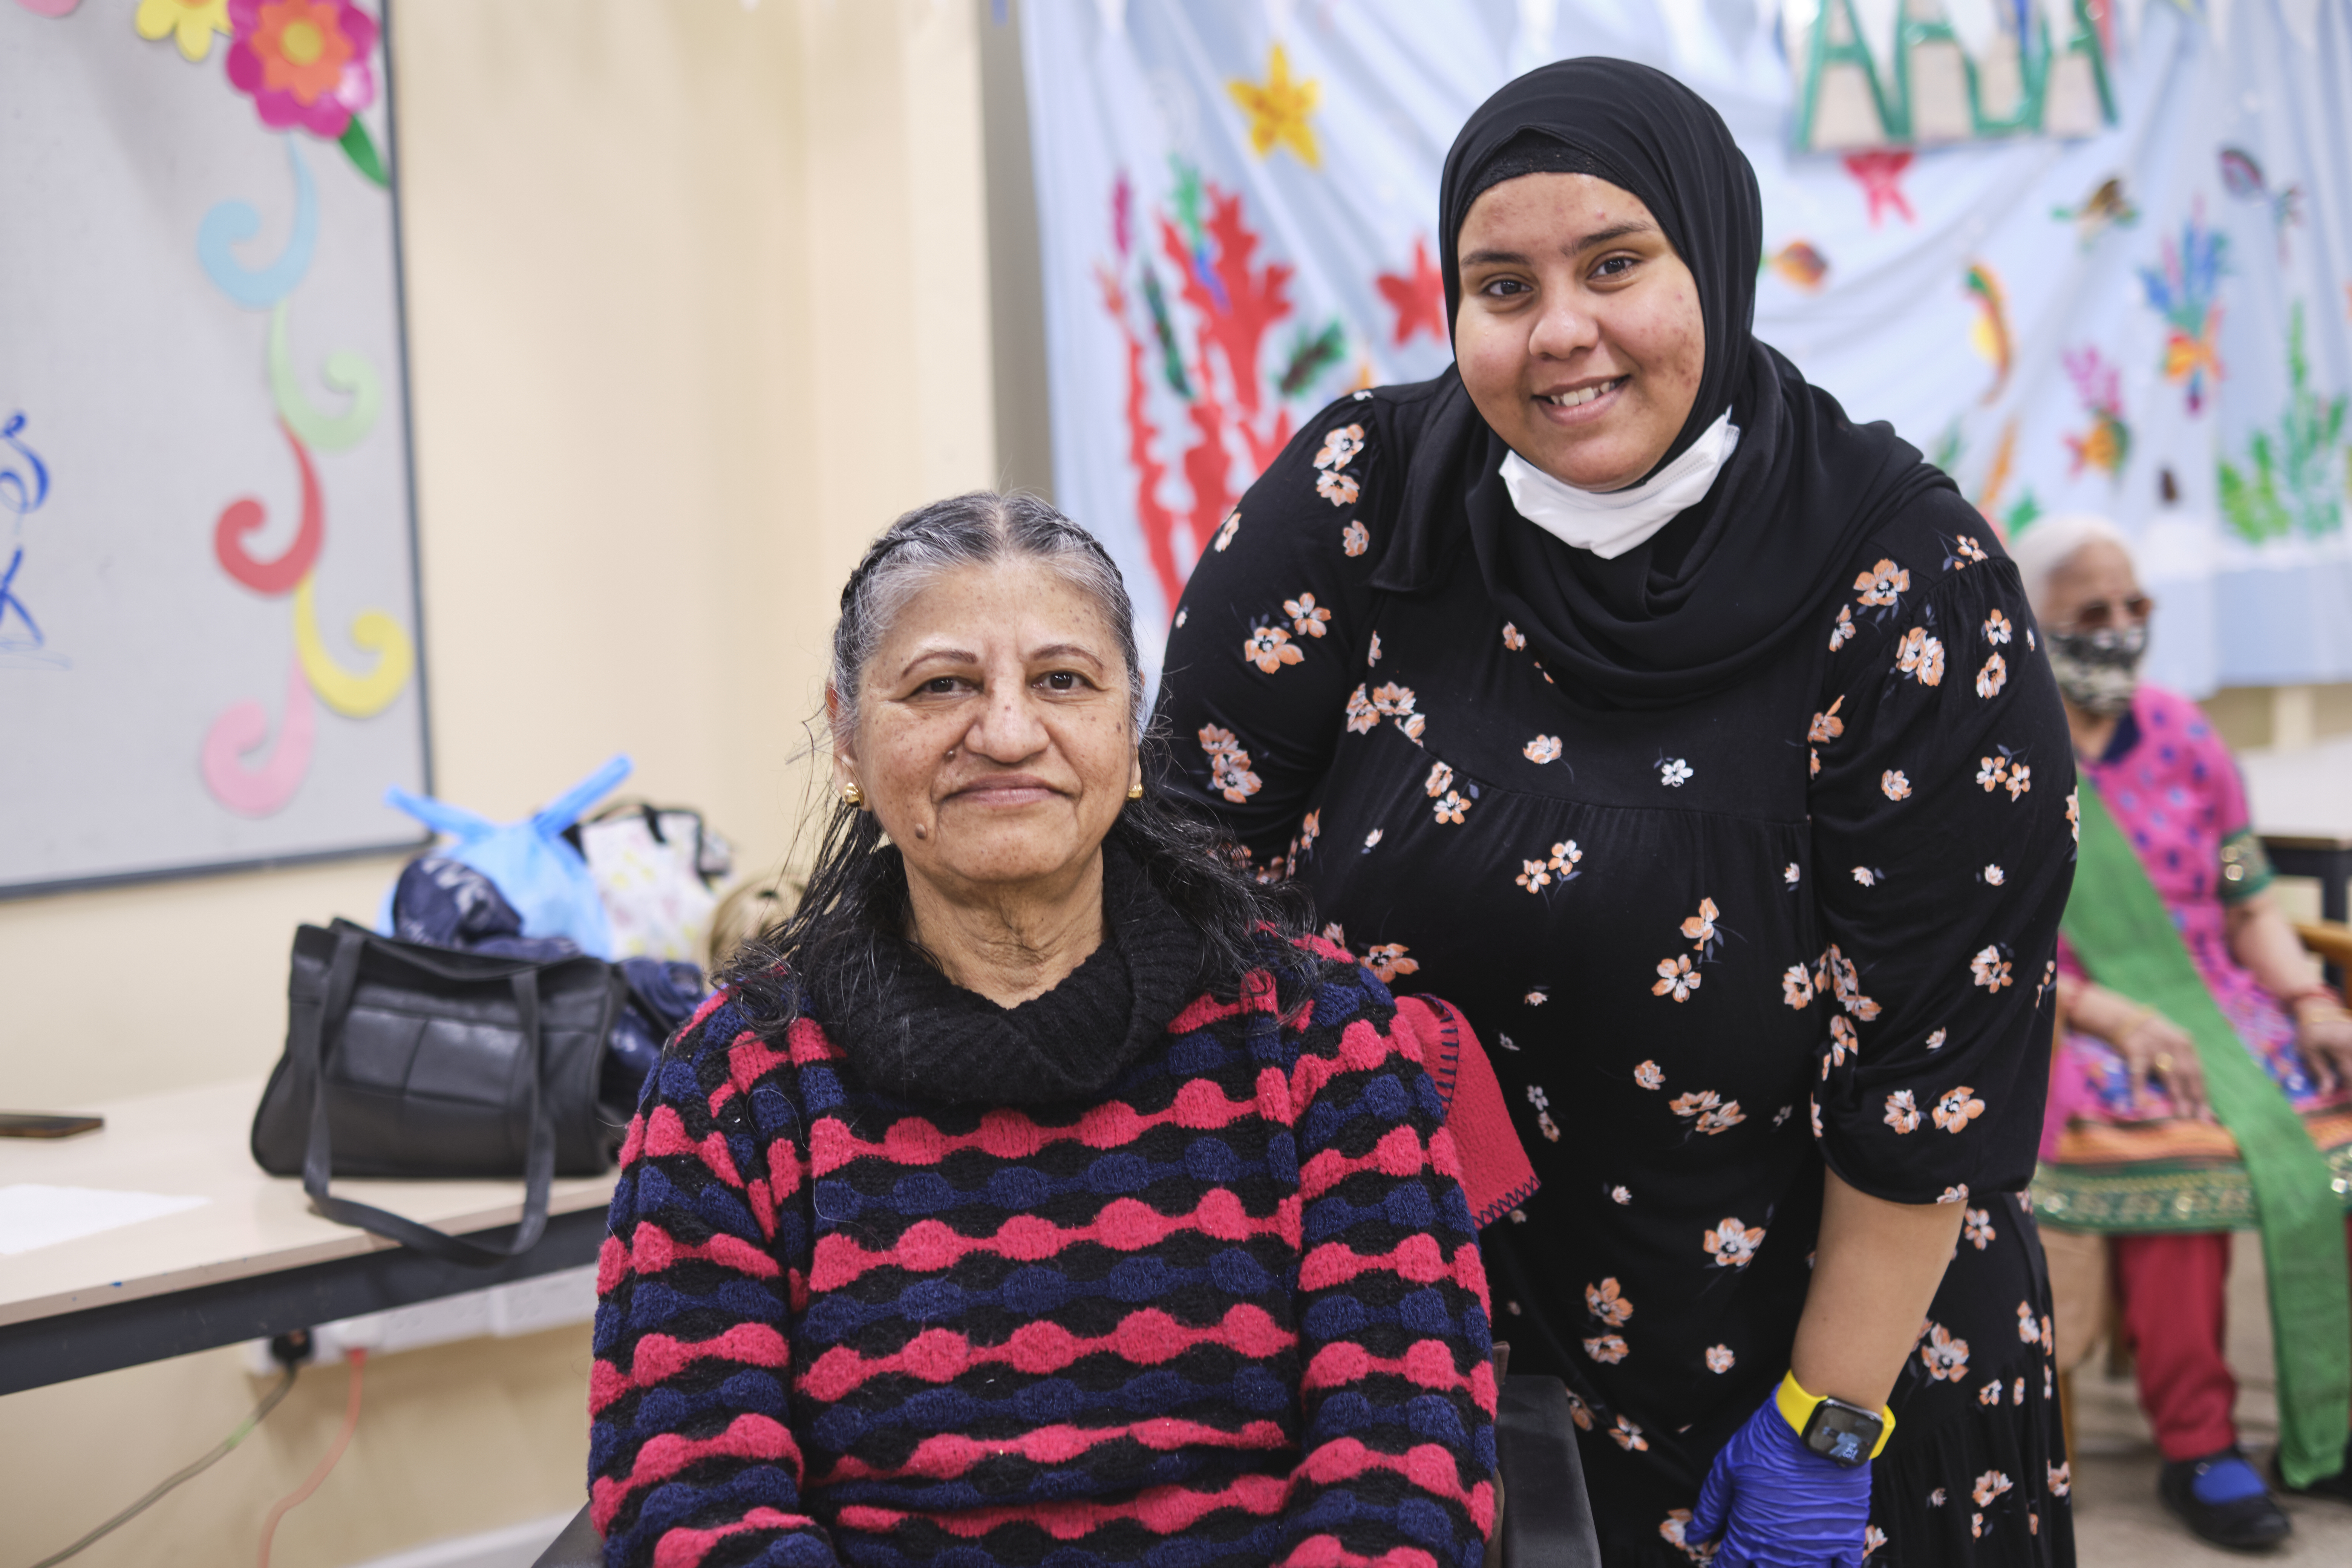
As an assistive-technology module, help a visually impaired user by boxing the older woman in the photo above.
[2020,513,2352,1550]
[588,494,1500,1568]
[1158,59,2076,1567]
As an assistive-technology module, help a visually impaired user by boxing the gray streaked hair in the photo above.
[2010,512,2137,621]
[830,491,1146,742]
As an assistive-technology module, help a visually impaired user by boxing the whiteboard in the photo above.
[0,0,429,896]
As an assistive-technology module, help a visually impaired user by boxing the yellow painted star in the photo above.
[1227,43,1321,168]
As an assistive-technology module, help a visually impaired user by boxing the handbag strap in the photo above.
[296,927,558,1267]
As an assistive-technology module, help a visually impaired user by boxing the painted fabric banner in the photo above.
[1022,0,2352,695]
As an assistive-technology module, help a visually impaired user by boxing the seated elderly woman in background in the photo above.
[2021,514,2352,1550]
[587,494,1502,1568]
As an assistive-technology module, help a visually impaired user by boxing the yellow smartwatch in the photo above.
[1776,1371,1894,1467]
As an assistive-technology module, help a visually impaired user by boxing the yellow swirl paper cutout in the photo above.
[293,574,413,717]
[268,302,381,452]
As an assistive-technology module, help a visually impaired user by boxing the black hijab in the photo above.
[1371,57,1954,708]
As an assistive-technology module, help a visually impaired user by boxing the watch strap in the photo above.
[1776,1370,1895,1461]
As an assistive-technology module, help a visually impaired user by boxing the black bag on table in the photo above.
[251,918,628,1266]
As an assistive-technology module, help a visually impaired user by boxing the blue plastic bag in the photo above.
[377,756,632,958]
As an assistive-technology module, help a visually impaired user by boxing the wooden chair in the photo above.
[2045,919,2352,1462]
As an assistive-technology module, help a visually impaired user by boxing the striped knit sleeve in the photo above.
[1281,958,1499,1568]
[590,992,837,1568]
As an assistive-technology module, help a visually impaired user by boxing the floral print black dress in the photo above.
[1155,391,2080,1566]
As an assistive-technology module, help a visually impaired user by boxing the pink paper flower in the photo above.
[227,0,377,138]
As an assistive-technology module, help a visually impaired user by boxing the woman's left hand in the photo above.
[1690,1392,1871,1567]
[2295,1000,2352,1094]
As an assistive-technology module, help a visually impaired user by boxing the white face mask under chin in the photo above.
[1498,407,1741,560]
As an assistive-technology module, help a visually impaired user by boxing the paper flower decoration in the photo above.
[136,0,231,62]
[226,0,377,139]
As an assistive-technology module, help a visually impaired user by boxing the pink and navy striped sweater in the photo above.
[589,942,1498,1568]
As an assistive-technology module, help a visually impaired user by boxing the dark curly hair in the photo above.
[722,490,1307,1036]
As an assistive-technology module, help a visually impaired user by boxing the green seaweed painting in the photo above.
[2217,302,2347,544]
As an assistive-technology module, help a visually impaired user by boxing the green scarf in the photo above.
[2063,779,2351,1486]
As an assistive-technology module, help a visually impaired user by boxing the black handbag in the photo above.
[251,919,628,1266]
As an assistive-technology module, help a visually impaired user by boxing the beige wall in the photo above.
[1,2,996,1562]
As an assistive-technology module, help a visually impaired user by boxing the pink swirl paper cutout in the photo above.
[200,657,316,816]
[214,418,323,595]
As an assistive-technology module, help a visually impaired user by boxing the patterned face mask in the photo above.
[2045,621,2148,717]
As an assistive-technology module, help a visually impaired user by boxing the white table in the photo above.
[0,1077,617,1395]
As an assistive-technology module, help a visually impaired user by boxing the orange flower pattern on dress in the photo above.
[1610,1415,1648,1452]
[1963,1207,1995,1249]
[1366,632,1381,665]
[1920,1323,1971,1381]
[1315,469,1360,507]
[1971,945,2012,991]
[1884,1089,1921,1132]
[1313,424,1365,472]
[1198,725,1262,804]
[1984,608,2012,644]
[1585,1277,1633,1327]
[1216,513,1241,551]
[1782,964,1816,1008]
[1809,697,1846,744]
[1516,860,1552,894]
[1585,1334,1629,1364]
[1243,624,1303,673]
[1829,605,1856,650]
[1431,790,1470,825]
[1341,520,1369,556]
[2005,762,2032,800]
[1653,954,1700,1002]
[1285,593,1331,638]
[1826,1014,1859,1075]
[1524,1083,1560,1144]
[1895,627,1947,686]
[1549,841,1582,876]
[1501,622,1527,651]
[1706,1344,1735,1374]
[2016,1302,2041,1344]
[1975,652,2007,698]
[1882,769,1912,801]
[1972,1470,2012,1508]
[1933,1086,1987,1133]
[1680,898,1719,949]
[1344,684,1378,733]
[1524,734,1562,764]
[1856,558,1911,607]
[1952,534,1990,566]
[1704,1216,1764,1268]
[1634,1060,1664,1090]
[1360,943,1418,984]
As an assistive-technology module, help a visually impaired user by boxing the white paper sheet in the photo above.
[0,1184,209,1255]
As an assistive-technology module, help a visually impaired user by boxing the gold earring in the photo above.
[842,782,863,808]
[1127,783,1145,801]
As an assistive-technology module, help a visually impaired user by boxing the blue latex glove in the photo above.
[1689,1390,1873,1567]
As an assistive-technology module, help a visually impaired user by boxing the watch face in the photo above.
[1804,1400,1883,1467]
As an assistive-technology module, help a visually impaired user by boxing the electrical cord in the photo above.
[26,1355,301,1568]
[256,1346,366,1568]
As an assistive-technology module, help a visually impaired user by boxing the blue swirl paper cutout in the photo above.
[197,137,319,309]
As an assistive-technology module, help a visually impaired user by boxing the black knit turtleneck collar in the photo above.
[824,844,1205,1106]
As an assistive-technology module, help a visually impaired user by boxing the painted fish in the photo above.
[2218,146,2303,257]
[1766,240,1830,291]
[1964,262,2013,405]
[2050,175,2138,247]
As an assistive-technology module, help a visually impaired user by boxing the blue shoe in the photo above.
[2159,1449,2292,1550]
